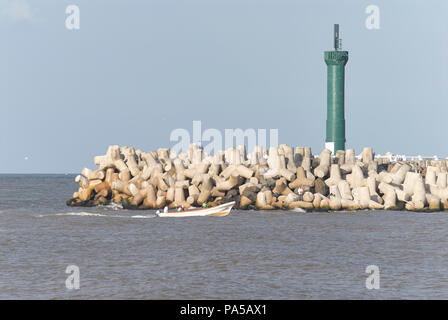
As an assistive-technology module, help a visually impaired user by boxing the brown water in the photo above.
[1,174,448,299]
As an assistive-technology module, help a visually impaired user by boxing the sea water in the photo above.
[1,174,447,299]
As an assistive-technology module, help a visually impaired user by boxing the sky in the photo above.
[0,0,447,173]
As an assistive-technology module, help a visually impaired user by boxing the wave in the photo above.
[413,211,448,215]
[97,203,123,210]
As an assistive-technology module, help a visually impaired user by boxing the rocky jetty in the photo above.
[67,145,448,212]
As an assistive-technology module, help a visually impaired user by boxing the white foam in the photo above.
[37,212,109,218]
[37,212,155,219]
[131,215,155,219]
[97,203,123,210]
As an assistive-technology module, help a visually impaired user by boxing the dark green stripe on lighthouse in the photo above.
[324,24,348,154]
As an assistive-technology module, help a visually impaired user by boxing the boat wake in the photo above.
[37,212,155,219]
[130,215,154,219]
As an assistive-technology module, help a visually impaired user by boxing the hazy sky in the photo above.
[1,0,447,173]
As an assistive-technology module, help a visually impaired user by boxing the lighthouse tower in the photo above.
[324,24,348,154]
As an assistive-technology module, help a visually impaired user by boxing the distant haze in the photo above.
[1,0,447,173]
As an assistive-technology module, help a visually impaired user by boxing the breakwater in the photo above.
[67,145,448,211]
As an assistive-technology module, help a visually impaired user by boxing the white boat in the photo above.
[156,201,235,218]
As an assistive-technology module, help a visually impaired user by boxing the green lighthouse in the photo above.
[324,24,348,154]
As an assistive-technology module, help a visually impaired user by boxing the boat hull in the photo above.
[157,201,235,218]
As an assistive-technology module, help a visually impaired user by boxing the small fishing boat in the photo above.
[156,201,235,218]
